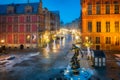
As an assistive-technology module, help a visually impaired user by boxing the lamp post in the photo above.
[52,34,56,49]
[46,35,50,52]
[1,40,5,45]
[0,39,5,53]
[75,35,79,43]
[84,36,92,60]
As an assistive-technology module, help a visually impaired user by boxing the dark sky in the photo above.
[0,0,81,24]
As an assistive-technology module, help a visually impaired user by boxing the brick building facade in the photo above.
[81,0,120,50]
[0,0,60,49]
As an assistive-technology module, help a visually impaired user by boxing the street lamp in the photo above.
[84,36,92,60]
[75,36,79,40]
[85,36,89,40]
[0,39,6,53]
[1,39,5,48]
[1,39,5,44]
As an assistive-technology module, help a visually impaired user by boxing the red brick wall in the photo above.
[8,16,12,23]
[7,25,12,32]
[19,34,25,44]
[19,25,24,32]
[32,15,37,22]
[7,34,12,44]
[32,24,37,32]
[19,16,24,23]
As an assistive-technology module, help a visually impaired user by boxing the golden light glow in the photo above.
[53,46,56,49]
[44,51,50,59]
[1,39,5,43]
[62,38,65,47]
[27,35,30,39]
[72,30,76,34]
[75,36,79,40]
[46,39,49,43]
[52,48,58,53]
[84,41,93,47]
[85,36,88,40]
[52,35,56,40]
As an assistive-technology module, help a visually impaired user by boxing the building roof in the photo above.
[0,3,39,15]
[93,50,106,58]
[50,11,60,17]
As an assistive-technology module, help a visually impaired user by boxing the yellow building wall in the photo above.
[81,0,120,50]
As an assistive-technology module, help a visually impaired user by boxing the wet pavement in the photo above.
[0,34,74,80]
[0,34,120,80]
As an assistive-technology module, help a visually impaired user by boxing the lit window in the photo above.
[115,37,119,46]
[96,3,101,14]
[106,22,110,32]
[96,37,100,44]
[96,22,101,32]
[88,4,92,15]
[115,21,119,32]
[114,1,119,14]
[88,22,92,32]
[26,35,31,43]
[106,37,111,44]
[105,1,110,14]
[106,5,110,14]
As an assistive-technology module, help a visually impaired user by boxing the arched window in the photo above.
[25,5,33,13]
[7,5,14,14]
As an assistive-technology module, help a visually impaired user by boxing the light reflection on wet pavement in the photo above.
[0,35,120,80]
[0,35,73,80]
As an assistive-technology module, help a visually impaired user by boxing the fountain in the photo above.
[59,36,62,47]
[46,43,50,52]
[84,37,93,60]
[53,39,56,49]
[62,37,65,47]
[87,47,91,59]
[64,44,93,80]
[45,37,50,52]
